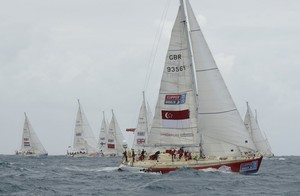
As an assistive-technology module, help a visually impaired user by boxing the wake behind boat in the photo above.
[120,0,262,174]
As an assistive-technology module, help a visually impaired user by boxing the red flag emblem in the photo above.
[162,109,189,120]
[126,128,136,132]
[107,144,115,149]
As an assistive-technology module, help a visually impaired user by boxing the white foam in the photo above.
[64,166,119,172]
[96,167,119,172]
[199,166,233,174]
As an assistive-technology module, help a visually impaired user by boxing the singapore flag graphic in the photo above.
[161,109,190,128]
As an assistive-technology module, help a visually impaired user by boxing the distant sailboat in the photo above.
[120,0,263,174]
[244,102,274,157]
[132,92,152,150]
[16,113,48,157]
[97,111,108,156]
[67,100,98,157]
[106,110,127,156]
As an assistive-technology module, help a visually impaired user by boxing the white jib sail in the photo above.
[21,113,47,155]
[185,0,256,157]
[72,100,98,153]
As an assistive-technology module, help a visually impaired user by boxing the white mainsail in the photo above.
[98,111,108,154]
[244,103,273,157]
[147,0,257,157]
[106,110,127,156]
[148,4,199,148]
[133,92,152,149]
[71,100,98,154]
[17,113,47,156]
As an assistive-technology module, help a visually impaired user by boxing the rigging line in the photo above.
[143,0,171,91]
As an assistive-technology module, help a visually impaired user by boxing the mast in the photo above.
[246,101,253,134]
[180,0,201,147]
[255,109,258,123]
[142,91,149,135]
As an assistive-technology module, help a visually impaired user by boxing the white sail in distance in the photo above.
[244,103,273,157]
[72,100,98,154]
[107,110,127,156]
[19,113,47,155]
[98,111,108,153]
[133,92,152,149]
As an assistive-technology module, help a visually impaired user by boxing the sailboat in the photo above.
[244,102,274,158]
[16,113,48,157]
[106,110,128,156]
[67,100,98,157]
[97,111,108,156]
[120,0,263,174]
[132,92,152,150]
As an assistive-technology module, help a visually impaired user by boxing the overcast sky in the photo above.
[0,0,299,156]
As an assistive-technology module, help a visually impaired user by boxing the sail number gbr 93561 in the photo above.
[167,54,186,73]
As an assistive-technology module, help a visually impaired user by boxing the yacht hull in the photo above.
[119,156,263,174]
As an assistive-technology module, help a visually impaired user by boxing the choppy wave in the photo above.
[199,166,233,174]
[64,166,119,172]
[0,155,299,195]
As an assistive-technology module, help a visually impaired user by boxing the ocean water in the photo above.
[0,155,299,196]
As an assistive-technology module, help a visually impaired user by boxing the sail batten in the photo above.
[198,109,237,115]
